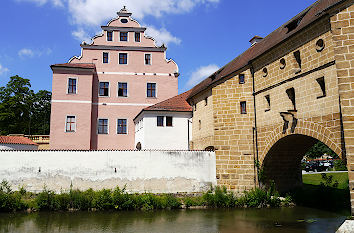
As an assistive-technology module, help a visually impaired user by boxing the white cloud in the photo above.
[185,64,219,88]
[18,48,52,58]
[16,0,64,7]
[72,28,92,43]
[145,26,181,46]
[18,48,35,58]
[0,64,9,76]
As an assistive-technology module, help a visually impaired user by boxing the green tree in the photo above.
[305,141,338,159]
[0,75,51,135]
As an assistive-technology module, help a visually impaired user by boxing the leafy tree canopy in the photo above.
[0,75,51,135]
[305,141,338,159]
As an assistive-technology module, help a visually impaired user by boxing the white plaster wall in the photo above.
[0,150,216,193]
[0,144,38,150]
[134,117,144,149]
[139,111,192,150]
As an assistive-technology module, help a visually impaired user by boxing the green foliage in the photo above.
[305,141,338,159]
[320,173,339,188]
[334,160,347,171]
[35,188,58,210]
[0,180,28,212]
[0,75,51,135]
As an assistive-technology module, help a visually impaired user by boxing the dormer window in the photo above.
[135,32,140,42]
[107,31,113,41]
[120,32,128,41]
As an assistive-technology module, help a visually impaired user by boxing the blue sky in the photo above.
[0,0,314,93]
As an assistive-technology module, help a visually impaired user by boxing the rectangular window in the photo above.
[99,82,109,97]
[239,74,245,84]
[117,119,127,134]
[107,31,113,41]
[198,120,201,130]
[147,83,156,97]
[68,78,77,94]
[265,95,271,111]
[103,52,109,63]
[135,32,140,42]
[98,119,108,134]
[316,77,326,98]
[120,32,128,41]
[166,116,173,127]
[157,116,164,127]
[118,82,127,97]
[286,87,296,110]
[240,101,247,114]
[205,97,208,106]
[145,54,151,65]
[66,116,76,132]
[119,53,128,64]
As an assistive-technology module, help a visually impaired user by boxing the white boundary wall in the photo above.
[0,150,216,193]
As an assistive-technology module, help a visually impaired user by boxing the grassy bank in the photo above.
[0,181,290,213]
[302,172,348,189]
[289,172,350,212]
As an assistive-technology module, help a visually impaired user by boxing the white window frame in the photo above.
[146,82,157,98]
[116,118,128,135]
[97,118,109,135]
[118,52,128,65]
[157,116,164,127]
[66,77,78,94]
[117,82,128,98]
[106,31,114,42]
[135,32,141,42]
[119,31,129,42]
[65,115,76,133]
[102,52,110,64]
[98,81,110,97]
[144,53,152,65]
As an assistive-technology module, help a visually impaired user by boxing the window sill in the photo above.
[67,93,77,95]
[147,97,157,99]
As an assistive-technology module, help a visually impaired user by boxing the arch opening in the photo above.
[262,134,318,193]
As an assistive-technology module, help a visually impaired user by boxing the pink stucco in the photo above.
[50,9,178,150]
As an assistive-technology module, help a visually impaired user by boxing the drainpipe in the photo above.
[249,61,260,187]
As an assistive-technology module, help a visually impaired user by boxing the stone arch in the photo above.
[259,120,342,163]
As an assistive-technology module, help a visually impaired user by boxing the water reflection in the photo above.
[0,207,348,233]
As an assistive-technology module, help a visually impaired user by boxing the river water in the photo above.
[0,207,349,233]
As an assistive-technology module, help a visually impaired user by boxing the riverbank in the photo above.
[0,181,292,213]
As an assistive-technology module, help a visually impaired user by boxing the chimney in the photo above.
[249,35,263,46]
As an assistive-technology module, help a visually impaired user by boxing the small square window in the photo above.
[107,31,113,41]
[117,119,127,134]
[66,116,76,132]
[166,116,173,127]
[157,116,164,127]
[120,32,128,41]
[119,53,128,64]
[68,78,77,94]
[99,82,109,97]
[147,83,156,97]
[118,82,127,97]
[239,74,245,84]
[205,97,208,106]
[135,32,140,42]
[98,119,108,134]
[240,101,247,114]
[145,54,151,65]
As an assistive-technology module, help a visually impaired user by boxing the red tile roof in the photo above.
[134,90,192,120]
[187,0,344,100]
[0,136,38,145]
[51,63,96,69]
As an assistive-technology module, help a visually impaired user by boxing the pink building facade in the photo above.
[50,7,179,150]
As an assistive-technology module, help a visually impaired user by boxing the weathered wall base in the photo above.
[0,150,216,193]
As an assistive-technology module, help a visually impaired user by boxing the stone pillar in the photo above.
[330,2,354,214]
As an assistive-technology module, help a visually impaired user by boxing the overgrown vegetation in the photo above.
[0,182,289,213]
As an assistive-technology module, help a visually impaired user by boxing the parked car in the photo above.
[304,161,330,172]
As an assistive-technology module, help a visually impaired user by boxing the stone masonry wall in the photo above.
[329,1,354,214]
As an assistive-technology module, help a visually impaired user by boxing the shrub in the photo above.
[334,160,347,171]
[93,189,113,210]
[35,188,58,210]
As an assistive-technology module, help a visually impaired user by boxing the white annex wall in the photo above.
[0,144,38,150]
[135,111,192,150]
[0,150,215,193]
